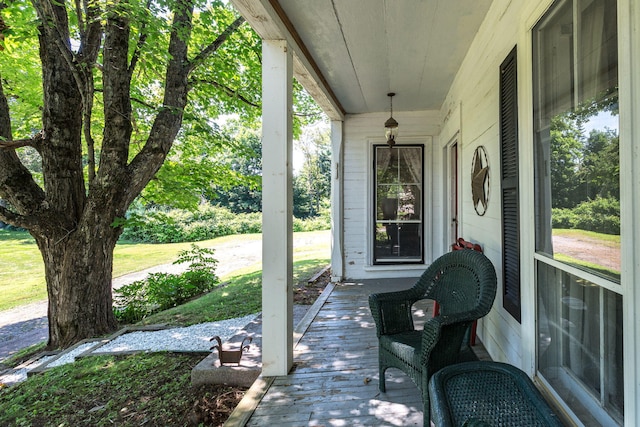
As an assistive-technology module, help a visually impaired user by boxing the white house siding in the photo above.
[341,110,441,280]
[439,0,526,367]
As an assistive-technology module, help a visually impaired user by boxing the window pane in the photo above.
[376,149,398,184]
[537,262,623,423]
[534,0,620,282]
[374,146,423,264]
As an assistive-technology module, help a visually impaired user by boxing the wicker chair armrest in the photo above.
[421,315,445,354]
[369,290,418,337]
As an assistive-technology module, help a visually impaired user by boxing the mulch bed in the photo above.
[293,267,331,305]
[188,385,248,426]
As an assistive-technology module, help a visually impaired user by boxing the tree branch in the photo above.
[128,0,152,77]
[0,72,12,141]
[76,0,103,185]
[188,79,322,118]
[74,0,84,36]
[0,78,47,220]
[130,96,157,110]
[0,205,34,229]
[190,78,260,108]
[187,15,245,74]
[293,110,324,119]
[32,0,87,98]
[83,95,96,183]
[125,0,195,204]
[0,10,7,51]
[34,2,102,189]
[98,3,134,176]
[94,87,158,112]
[0,132,44,150]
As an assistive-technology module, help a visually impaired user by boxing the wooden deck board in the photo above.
[243,280,489,427]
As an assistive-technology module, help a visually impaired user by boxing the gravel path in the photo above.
[0,314,261,386]
[0,231,329,363]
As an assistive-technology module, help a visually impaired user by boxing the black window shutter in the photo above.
[500,46,521,322]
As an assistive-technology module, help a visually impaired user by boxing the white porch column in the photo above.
[261,39,294,376]
[330,120,345,281]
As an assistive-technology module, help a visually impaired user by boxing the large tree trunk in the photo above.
[33,4,104,349]
[35,218,120,347]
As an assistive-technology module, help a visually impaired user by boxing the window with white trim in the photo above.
[373,145,423,264]
[533,0,622,424]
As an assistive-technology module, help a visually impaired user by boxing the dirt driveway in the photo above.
[0,231,330,363]
[552,234,620,272]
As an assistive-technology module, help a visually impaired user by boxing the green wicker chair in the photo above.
[368,249,497,426]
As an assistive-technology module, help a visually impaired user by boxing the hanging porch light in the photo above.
[384,92,399,147]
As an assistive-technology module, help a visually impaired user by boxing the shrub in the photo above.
[119,204,329,243]
[293,207,331,232]
[113,279,155,324]
[113,245,219,323]
[551,208,576,229]
[552,197,620,234]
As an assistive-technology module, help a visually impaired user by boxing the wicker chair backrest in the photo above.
[415,250,496,319]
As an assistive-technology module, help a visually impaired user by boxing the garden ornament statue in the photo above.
[209,335,252,366]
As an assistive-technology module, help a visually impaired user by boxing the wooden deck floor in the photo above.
[238,280,490,427]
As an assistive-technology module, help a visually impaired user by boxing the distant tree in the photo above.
[293,123,331,217]
[550,113,583,209]
[210,124,262,213]
[579,128,619,201]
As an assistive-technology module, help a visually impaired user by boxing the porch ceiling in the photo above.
[231,0,493,117]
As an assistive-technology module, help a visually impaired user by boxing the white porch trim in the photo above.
[619,0,640,425]
[261,39,294,377]
[330,120,345,282]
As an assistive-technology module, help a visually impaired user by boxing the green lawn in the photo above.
[0,352,241,426]
[552,228,620,280]
[0,229,329,312]
[552,228,620,244]
[0,238,330,426]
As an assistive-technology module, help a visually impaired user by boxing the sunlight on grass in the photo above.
[1,342,47,368]
[0,353,227,426]
[0,229,329,312]
[112,233,262,277]
[551,228,620,281]
[552,228,620,244]
[554,253,620,281]
[141,257,329,326]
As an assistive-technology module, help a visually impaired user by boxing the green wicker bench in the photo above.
[429,361,564,426]
[369,250,497,426]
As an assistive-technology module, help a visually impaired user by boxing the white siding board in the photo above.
[342,111,439,279]
[441,0,524,365]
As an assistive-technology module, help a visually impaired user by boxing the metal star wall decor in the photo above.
[471,146,489,216]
